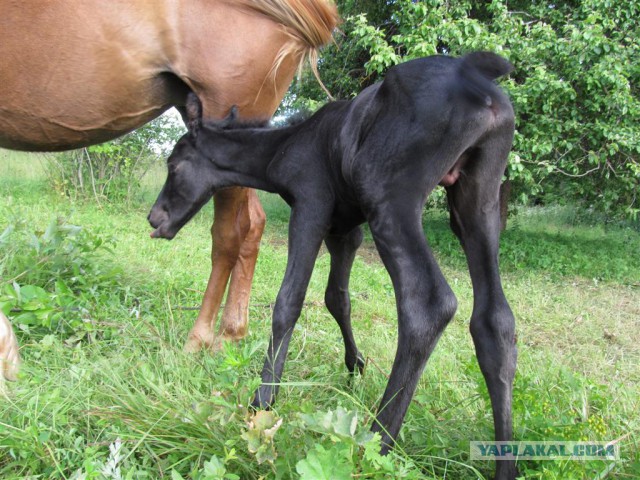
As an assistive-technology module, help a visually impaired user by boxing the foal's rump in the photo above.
[338,53,514,202]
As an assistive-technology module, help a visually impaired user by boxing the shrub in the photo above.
[46,114,184,204]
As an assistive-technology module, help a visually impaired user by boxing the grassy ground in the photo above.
[1,150,639,479]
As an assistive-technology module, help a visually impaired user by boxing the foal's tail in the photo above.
[458,52,513,106]
[237,0,339,97]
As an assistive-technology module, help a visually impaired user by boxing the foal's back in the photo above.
[336,54,513,202]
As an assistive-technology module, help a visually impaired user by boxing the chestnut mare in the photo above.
[0,0,339,352]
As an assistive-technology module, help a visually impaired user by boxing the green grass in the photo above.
[1,150,639,479]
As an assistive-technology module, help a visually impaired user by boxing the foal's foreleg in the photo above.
[252,207,329,408]
[446,143,517,480]
[324,227,365,374]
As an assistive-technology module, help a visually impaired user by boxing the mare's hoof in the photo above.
[217,323,248,343]
[183,333,222,353]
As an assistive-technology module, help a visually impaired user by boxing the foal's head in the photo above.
[148,95,240,239]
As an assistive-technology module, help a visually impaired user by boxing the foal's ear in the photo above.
[228,105,239,121]
[185,92,203,134]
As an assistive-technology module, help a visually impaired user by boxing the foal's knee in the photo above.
[432,286,458,331]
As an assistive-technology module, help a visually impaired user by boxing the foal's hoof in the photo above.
[346,351,366,375]
[354,352,366,375]
[250,387,276,410]
[494,462,519,480]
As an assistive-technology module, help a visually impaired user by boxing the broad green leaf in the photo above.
[296,444,352,480]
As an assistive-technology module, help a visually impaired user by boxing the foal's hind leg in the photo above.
[324,227,365,374]
[367,203,457,451]
[446,141,517,480]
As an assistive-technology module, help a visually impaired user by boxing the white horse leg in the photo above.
[0,311,20,383]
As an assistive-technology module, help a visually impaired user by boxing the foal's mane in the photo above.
[204,110,311,132]
[234,0,339,97]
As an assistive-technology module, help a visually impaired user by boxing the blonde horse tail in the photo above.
[236,0,340,98]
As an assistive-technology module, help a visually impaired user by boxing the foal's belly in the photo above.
[328,203,366,236]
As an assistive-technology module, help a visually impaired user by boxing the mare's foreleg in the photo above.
[324,227,365,374]
[185,187,264,352]
[446,140,517,480]
[219,189,265,341]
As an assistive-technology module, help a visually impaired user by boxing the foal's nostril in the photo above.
[148,207,169,229]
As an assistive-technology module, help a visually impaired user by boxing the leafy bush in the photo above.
[290,0,640,220]
[0,217,123,338]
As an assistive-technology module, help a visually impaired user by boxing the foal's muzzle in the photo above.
[148,205,175,239]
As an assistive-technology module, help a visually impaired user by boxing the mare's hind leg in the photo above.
[324,227,365,374]
[446,140,517,480]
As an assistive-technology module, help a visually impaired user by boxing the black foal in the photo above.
[149,52,517,480]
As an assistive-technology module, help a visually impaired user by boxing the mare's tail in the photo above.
[237,0,340,97]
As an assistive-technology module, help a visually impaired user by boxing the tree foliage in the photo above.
[288,0,640,220]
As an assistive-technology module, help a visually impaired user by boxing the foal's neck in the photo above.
[201,125,296,193]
